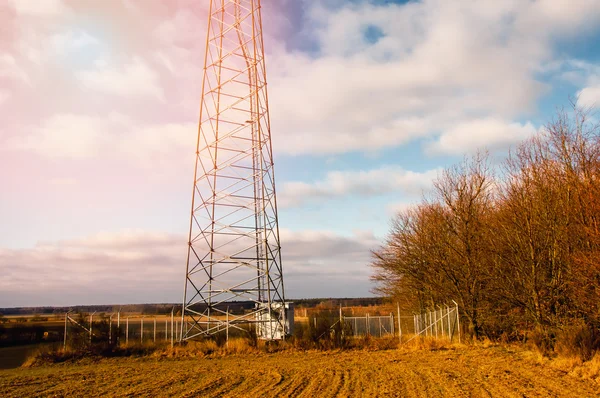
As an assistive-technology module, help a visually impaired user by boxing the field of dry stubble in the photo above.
[1,345,600,397]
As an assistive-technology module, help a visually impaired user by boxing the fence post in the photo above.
[447,306,452,342]
[434,309,438,338]
[366,313,370,336]
[109,314,113,345]
[117,312,120,345]
[154,318,156,343]
[171,309,174,348]
[454,300,461,344]
[397,303,402,343]
[413,314,416,336]
[390,313,394,336]
[429,311,433,337]
[440,307,444,337]
[165,319,168,340]
[126,317,129,344]
[141,317,144,343]
[64,312,68,350]
[90,312,96,344]
[226,307,229,348]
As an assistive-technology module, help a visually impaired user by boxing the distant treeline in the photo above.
[0,298,383,316]
[372,106,600,358]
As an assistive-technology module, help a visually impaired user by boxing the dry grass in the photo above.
[570,353,600,383]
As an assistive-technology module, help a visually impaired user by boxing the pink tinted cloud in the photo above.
[0,228,376,306]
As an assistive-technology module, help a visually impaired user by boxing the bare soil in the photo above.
[1,345,598,397]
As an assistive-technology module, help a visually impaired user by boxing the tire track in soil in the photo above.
[295,367,334,397]
[276,368,312,397]
[266,369,303,397]
[3,347,600,397]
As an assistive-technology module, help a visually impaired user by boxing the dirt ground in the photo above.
[1,345,598,397]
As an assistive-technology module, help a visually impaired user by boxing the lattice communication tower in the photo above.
[181,0,290,340]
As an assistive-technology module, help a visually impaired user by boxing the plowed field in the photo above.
[1,346,598,397]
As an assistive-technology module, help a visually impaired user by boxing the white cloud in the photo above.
[0,90,9,105]
[7,114,108,158]
[77,57,164,100]
[426,118,538,156]
[50,30,100,55]
[578,85,600,108]
[48,178,77,186]
[266,0,600,156]
[386,202,416,217]
[6,0,69,16]
[8,113,195,165]
[0,228,379,306]
[279,166,439,207]
[547,59,600,109]
[0,53,30,84]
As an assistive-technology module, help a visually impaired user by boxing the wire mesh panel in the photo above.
[344,316,395,337]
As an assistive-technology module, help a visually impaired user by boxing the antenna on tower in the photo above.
[181,0,291,341]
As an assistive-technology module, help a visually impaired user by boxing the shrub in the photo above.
[555,321,600,361]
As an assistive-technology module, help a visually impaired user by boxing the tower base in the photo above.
[255,302,294,340]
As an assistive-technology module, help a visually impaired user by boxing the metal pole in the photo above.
[379,316,382,337]
[428,311,432,337]
[154,318,156,343]
[171,309,174,348]
[453,300,461,344]
[366,313,370,336]
[90,311,96,344]
[413,314,416,335]
[117,312,120,345]
[165,319,168,340]
[63,312,68,350]
[141,317,144,343]
[126,317,129,345]
[226,307,229,348]
[397,304,402,343]
[282,303,287,341]
[179,317,183,342]
[447,306,452,342]
[440,307,444,337]
[109,314,113,345]
[434,310,438,339]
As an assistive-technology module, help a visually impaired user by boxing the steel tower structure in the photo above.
[181,0,288,340]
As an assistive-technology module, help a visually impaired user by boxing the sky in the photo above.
[1,0,600,307]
